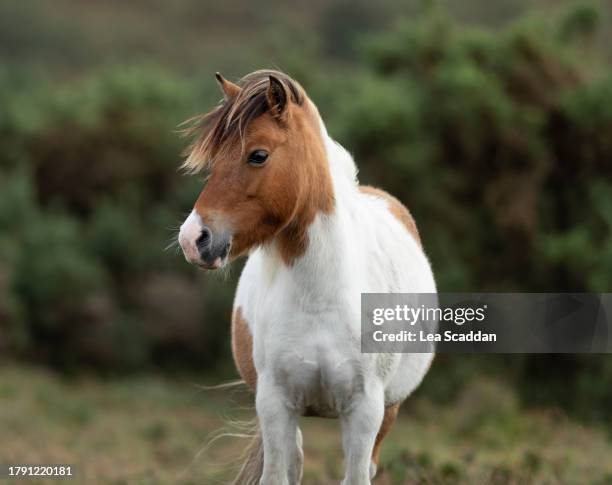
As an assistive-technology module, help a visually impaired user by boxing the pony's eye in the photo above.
[247,150,268,166]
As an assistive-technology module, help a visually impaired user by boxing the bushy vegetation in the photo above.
[1,1,611,432]
[0,68,233,371]
[325,2,612,292]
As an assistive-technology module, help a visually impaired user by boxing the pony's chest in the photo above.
[273,339,364,416]
[257,310,365,416]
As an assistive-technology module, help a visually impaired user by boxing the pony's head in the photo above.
[178,70,334,270]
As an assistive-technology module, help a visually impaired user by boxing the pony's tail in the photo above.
[232,424,264,485]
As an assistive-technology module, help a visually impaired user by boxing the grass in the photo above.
[1,365,612,484]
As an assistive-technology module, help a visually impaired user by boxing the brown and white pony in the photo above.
[178,70,435,485]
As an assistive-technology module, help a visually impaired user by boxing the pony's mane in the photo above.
[182,70,305,173]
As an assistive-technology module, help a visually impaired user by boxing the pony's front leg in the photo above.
[288,427,304,484]
[256,376,298,485]
[340,387,385,485]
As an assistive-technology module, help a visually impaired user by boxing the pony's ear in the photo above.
[266,75,289,120]
[215,72,241,100]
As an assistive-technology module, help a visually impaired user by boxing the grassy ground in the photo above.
[1,366,612,484]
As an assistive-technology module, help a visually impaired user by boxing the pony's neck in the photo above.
[261,114,359,295]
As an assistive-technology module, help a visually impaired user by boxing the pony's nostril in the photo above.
[196,227,212,251]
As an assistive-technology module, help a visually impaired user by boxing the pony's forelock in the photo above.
[181,70,305,173]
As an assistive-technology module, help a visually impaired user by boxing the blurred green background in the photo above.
[1,0,612,483]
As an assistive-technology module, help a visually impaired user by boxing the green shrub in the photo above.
[326,3,612,292]
[0,67,234,371]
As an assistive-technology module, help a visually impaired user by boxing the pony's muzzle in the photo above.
[197,226,231,269]
[178,210,231,270]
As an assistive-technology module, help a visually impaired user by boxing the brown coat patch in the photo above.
[274,100,335,264]
[372,403,400,465]
[359,185,421,246]
[231,307,257,392]
[188,72,334,267]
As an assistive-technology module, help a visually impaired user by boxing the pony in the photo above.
[178,70,436,485]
